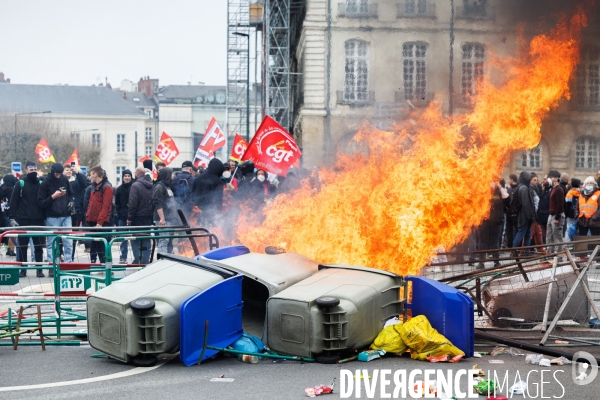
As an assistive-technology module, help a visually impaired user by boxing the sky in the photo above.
[0,0,227,88]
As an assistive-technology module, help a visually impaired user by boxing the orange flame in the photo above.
[236,13,586,276]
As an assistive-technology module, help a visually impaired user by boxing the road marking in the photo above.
[0,354,176,392]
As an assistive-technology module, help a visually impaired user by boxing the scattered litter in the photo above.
[239,354,259,364]
[305,379,335,397]
[210,378,234,383]
[525,354,544,365]
[218,375,225,378]
[473,352,482,358]
[550,356,571,365]
[488,359,504,364]
[539,358,551,367]
[554,340,569,344]
[491,346,524,356]
[426,354,464,363]
[358,349,386,362]
[472,364,486,376]
[90,353,107,358]
[384,317,401,328]
[473,379,497,395]
[272,359,286,363]
[337,356,357,364]
[509,380,527,395]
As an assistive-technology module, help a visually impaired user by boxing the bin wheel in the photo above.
[131,298,155,313]
[316,296,340,308]
[131,354,157,367]
[316,353,340,364]
[491,307,512,328]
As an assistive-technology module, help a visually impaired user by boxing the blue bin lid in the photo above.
[197,245,250,261]
[180,275,244,366]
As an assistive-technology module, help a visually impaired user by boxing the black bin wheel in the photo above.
[131,298,155,313]
[316,353,340,364]
[315,296,340,308]
[131,354,157,367]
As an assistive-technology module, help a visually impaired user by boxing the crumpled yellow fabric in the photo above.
[370,315,465,361]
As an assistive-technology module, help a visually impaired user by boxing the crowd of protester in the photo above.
[0,158,306,277]
[459,169,600,269]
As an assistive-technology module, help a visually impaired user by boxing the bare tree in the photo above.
[0,113,101,175]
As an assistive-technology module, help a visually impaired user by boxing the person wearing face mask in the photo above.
[575,176,600,236]
[221,164,238,213]
[250,169,277,207]
[9,161,45,277]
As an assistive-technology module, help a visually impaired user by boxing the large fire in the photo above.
[234,12,586,276]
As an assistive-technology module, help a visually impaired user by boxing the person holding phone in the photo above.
[38,163,75,275]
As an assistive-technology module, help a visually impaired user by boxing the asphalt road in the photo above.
[0,345,598,399]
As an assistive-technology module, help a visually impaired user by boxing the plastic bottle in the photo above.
[239,354,259,364]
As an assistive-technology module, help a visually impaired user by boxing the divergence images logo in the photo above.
[572,351,598,386]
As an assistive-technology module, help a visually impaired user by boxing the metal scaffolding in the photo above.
[264,0,291,131]
[227,0,251,149]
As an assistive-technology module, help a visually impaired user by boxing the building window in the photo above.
[92,133,101,148]
[575,46,600,108]
[521,145,542,170]
[403,43,427,101]
[344,39,369,102]
[146,110,153,118]
[117,134,125,153]
[116,166,126,186]
[575,137,599,169]
[345,0,368,14]
[145,146,153,157]
[405,0,427,14]
[461,43,485,105]
[145,127,152,142]
[70,132,80,143]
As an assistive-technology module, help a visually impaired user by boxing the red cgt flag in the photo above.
[194,118,226,168]
[64,149,80,167]
[35,139,56,163]
[230,133,248,162]
[153,132,180,166]
[241,116,301,177]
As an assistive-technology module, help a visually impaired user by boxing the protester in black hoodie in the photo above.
[9,162,45,277]
[504,174,519,248]
[512,171,536,250]
[114,169,133,262]
[128,167,153,264]
[152,167,180,254]
[0,174,17,256]
[192,158,224,226]
[38,163,75,268]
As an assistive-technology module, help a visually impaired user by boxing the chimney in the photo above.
[0,72,4,81]
[6,78,10,84]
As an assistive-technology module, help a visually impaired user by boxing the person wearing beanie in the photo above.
[171,160,196,216]
[575,176,600,236]
[115,169,133,263]
[152,167,181,254]
[38,162,75,273]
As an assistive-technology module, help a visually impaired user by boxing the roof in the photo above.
[121,91,158,108]
[0,84,147,116]
[157,84,260,105]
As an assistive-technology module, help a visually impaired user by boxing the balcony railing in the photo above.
[336,90,376,106]
[338,2,378,18]
[396,1,436,19]
[455,5,495,20]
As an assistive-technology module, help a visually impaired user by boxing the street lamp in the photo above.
[233,31,251,142]
[14,111,52,159]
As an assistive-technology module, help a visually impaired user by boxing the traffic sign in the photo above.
[80,166,88,176]
[11,162,21,177]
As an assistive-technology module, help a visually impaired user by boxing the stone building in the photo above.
[290,0,600,178]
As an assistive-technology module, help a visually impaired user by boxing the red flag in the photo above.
[230,133,249,162]
[64,149,80,167]
[194,118,226,168]
[138,155,151,163]
[241,116,301,177]
[35,139,56,163]
[153,132,180,166]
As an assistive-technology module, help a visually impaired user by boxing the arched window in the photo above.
[402,42,427,101]
[521,144,542,170]
[575,46,600,107]
[461,43,485,105]
[344,40,369,102]
[575,136,599,169]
